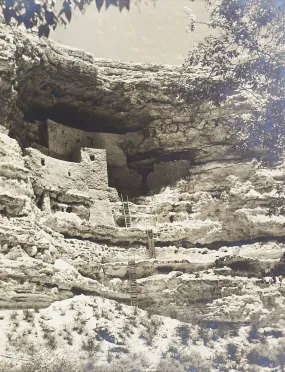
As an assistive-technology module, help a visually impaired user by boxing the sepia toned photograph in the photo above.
[0,0,285,371]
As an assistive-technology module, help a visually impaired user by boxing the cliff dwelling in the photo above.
[11,116,193,197]
[2,16,285,372]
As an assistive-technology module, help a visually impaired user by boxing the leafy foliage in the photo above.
[0,0,149,38]
[182,0,285,160]
[267,183,285,217]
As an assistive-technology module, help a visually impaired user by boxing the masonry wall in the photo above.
[24,147,108,193]
[147,160,191,191]
[47,120,100,159]
[46,120,143,194]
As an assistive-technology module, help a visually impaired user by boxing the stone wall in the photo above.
[147,160,191,191]
[46,119,143,193]
[47,119,99,159]
[24,147,108,194]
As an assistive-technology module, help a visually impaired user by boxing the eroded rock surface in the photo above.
[1,23,285,371]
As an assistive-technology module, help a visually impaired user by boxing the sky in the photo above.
[52,0,209,65]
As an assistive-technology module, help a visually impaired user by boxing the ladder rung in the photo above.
[128,254,138,308]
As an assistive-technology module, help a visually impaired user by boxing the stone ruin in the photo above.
[24,145,115,227]
[1,23,285,372]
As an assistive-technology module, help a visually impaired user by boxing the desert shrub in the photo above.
[156,357,185,372]
[273,339,285,372]
[247,347,275,368]
[179,349,212,372]
[81,336,100,357]
[115,302,122,312]
[0,353,94,372]
[213,351,228,370]
[0,360,16,371]
[176,325,190,346]
[108,353,150,372]
[210,322,239,339]
[169,307,179,319]
[147,307,157,318]
[74,310,89,325]
[139,315,162,346]
[129,315,136,327]
[165,345,180,360]
[227,342,239,361]
[248,324,260,342]
[9,311,18,321]
[198,323,211,345]
[72,325,85,334]
[44,332,57,350]
[0,350,156,372]
[23,310,35,323]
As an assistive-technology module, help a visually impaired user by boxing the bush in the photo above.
[23,310,35,323]
[176,325,190,346]
[0,354,93,372]
[227,343,239,361]
[81,336,100,356]
[248,324,259,342]
[156,358,185,372]
[273,339,285,372]
[247,348,274,368]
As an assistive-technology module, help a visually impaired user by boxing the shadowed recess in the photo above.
[23,102,145,134]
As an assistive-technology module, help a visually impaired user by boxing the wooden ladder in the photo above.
[128,260,138,308]
[121,194,131,228]
[146,228,156,258]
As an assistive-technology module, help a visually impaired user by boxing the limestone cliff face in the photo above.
[0,24,239,196]
[1,23,285,371]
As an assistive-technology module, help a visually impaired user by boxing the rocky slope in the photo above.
[1,23,285,371]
